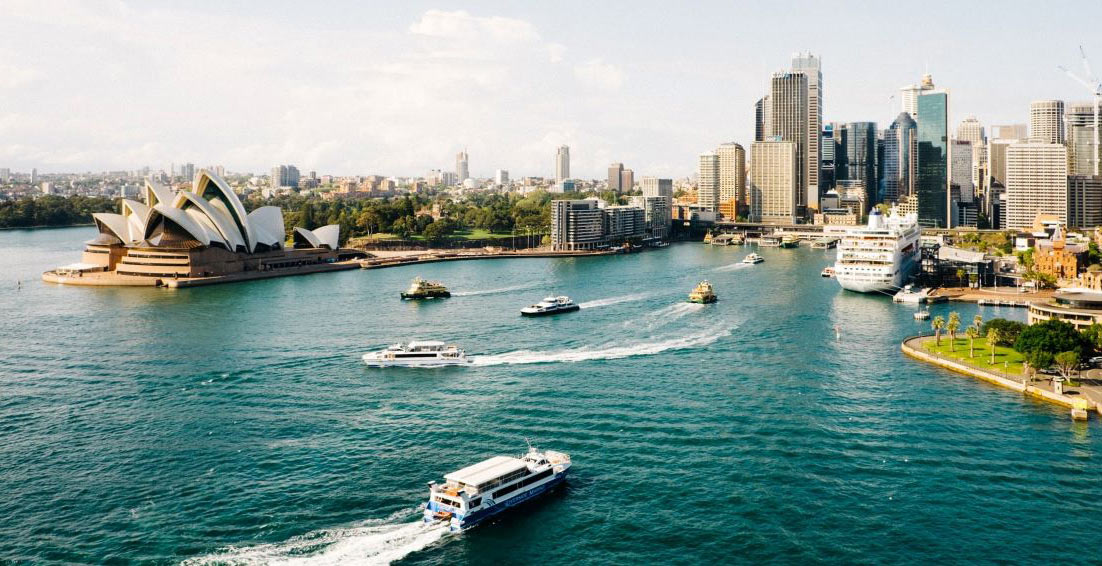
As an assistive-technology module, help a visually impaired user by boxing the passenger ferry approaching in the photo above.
[832,208,920,294]
[424,444,571,532]
[362,341,472,367]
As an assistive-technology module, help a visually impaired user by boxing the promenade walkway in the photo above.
[901,335,1102,417]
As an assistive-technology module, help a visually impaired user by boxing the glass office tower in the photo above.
[917,91,949,227]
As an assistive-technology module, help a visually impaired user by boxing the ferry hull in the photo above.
[520,305,580,317]
[401,291,451,299]
[424,469,568,532]
[361,355,472,368]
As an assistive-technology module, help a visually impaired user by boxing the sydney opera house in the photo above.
[44,169,360,287]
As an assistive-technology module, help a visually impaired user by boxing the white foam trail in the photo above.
[713,262,751,272]
[452,283,538,297]
[473,326,731,366]
[578,292,650,309]
[182,512,448,566]
[634,302,705,330]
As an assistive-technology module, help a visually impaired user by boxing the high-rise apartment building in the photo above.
[456,151,470,181]
[791,52,822,210]
[551,200,605,251]
[620,168,634,193]
[641,176,674,229]
[916,90,951,227]
[555,145,570,181]
[495,169,509,186]
[900,73,935,119]
[749,141,798,224]
[1029,100,1065,144]
[697,153,720,212]
[716,142,746,206]
[270,165,300,189]
[608,162,624,192]
[951,140,974,203]
[770,71,809,210]
[1005,143,1068,229]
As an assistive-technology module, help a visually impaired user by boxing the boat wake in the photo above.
[473,325,731,366]
[713,262,751,272]
[452,283,538,297]
[632,302,705,330]
[182,512,448,566]
[578,292,650,309]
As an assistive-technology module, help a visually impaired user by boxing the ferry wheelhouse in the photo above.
[832,209,920,294]
[424,446,571,532]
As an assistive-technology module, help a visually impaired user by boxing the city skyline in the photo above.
[2,2,1102,177]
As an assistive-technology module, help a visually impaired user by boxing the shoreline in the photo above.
[0,223,95,231]
[901,335,1100,416]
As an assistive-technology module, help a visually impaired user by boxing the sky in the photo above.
[2,0,1101,179]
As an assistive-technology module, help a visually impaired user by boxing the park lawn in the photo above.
[922,335,1026,376]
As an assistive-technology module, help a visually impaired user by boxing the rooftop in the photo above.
[445,456,527,487]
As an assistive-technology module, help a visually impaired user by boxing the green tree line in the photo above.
[0,196,118,228]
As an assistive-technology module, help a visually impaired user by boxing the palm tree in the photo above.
[965,327,979,358]
[987,327,1002,365]
[973,314,983,332]
[932,316,945,346]
[956,268,967,287]
[947,312,961,352]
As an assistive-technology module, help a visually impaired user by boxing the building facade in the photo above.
[551,200,605,250]
[608,162,624,192]
[750,141,798,224]
[555,145,570,182]
[1068,175,1102,229]
[716,142,746,208]
[1005,143,1068,229]
[456,151,469,181]
[1029,100,1065,144]
[697,153,720,212]
[770,71,810,211]
[836,122,877,211]
[916,90,950,227]
[791,52,822,211]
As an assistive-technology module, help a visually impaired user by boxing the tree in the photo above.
[965,326,980,358]
[973,314,983,332]
[1014,319,1086,360]
[932,316,945,346]
[956,268,967,287]
[981,318,1026,346]
[1023,350,1055,380]
[947,312,961,352]
[1054,351,1079,381]
[987,327,1002,365]
[1081,323,1102,355]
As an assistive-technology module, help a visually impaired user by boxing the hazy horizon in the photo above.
[3,0,1101,178]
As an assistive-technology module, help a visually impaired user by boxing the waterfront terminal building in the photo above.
[1027,288,1102,329]
[43,169,351,286]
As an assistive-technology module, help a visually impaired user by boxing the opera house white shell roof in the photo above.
[91,169,339,253]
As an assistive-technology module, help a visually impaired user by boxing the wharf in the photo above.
[901,335,1102,418]
[358,248,628,269]
[929,287,1054,305]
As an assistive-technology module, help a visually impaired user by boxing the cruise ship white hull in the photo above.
[833,210,920,295]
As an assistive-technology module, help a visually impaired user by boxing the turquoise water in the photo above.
[1,227,1097,565]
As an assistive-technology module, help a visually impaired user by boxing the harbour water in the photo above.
[1,227,1098,564]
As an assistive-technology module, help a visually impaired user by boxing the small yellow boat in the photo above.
[688,280,717,304]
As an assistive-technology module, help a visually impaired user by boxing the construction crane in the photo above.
[1058,46,1102,176]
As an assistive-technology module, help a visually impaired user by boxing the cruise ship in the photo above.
[832,209,920,294]
[424,444,571,532]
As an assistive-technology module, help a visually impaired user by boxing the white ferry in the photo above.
[424,444,571,532]
[742,253,764,264]
[832,208,920,294]
[521,296,580,316]
[362,341,472,367]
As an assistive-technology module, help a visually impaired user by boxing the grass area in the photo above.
[922,335,1026,376]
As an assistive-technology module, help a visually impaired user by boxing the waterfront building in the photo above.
[555,145,570,182]
[1005,143,1068,229]
[630,195,671,241]
[1029,100,1065,144]
[1033,225,1085,282]
[749,141,798,224]
[456,151,470,182]
[495,169,509,186]
[792,51,823,211]
[608,162,624,192]
[836,122,877,211]
[716,142,746,209]
[1028,289,1102,329]
[641,176,673,227]
[775,69,811,210]
[1068,175,1102,229]
[45,170,344,285]
[900,73,935,119]
[697,152,719,212]
[551,200,604,250]
[604,205,646,242]
[916,90,951,228]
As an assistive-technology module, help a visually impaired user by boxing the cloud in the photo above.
[409,10,539,43]
[573,59,625,91]
[547,43,567,63]
[0,61,44,89]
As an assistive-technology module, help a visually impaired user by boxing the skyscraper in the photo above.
[456,151,470,181]
[956,116,986,191]
[31,168,37,184]
[900,73,935,119]
[882,112,917,202]
[749,141,798,224]
[951,140,974,203]
[1066,101,1100,176]
[555,145,570,181]
[608,162,624,192]
[821,124,836,192]
[495,169,509,186]
[1068,175,1102,229]
[754,97,771,142]
[770,71,809,210]
[1029,100,1065,144]
[916,90,951,228]
[836,122,877,210]
[716,142,747,205]
[620,168,634,193]
[697,153,719,212]
[641,177,674,229]
[1005,143,1068,229]
[791,51,822,210]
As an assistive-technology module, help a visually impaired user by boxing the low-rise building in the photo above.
[1033,225,1086,282]
[1028,288,1102,329]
